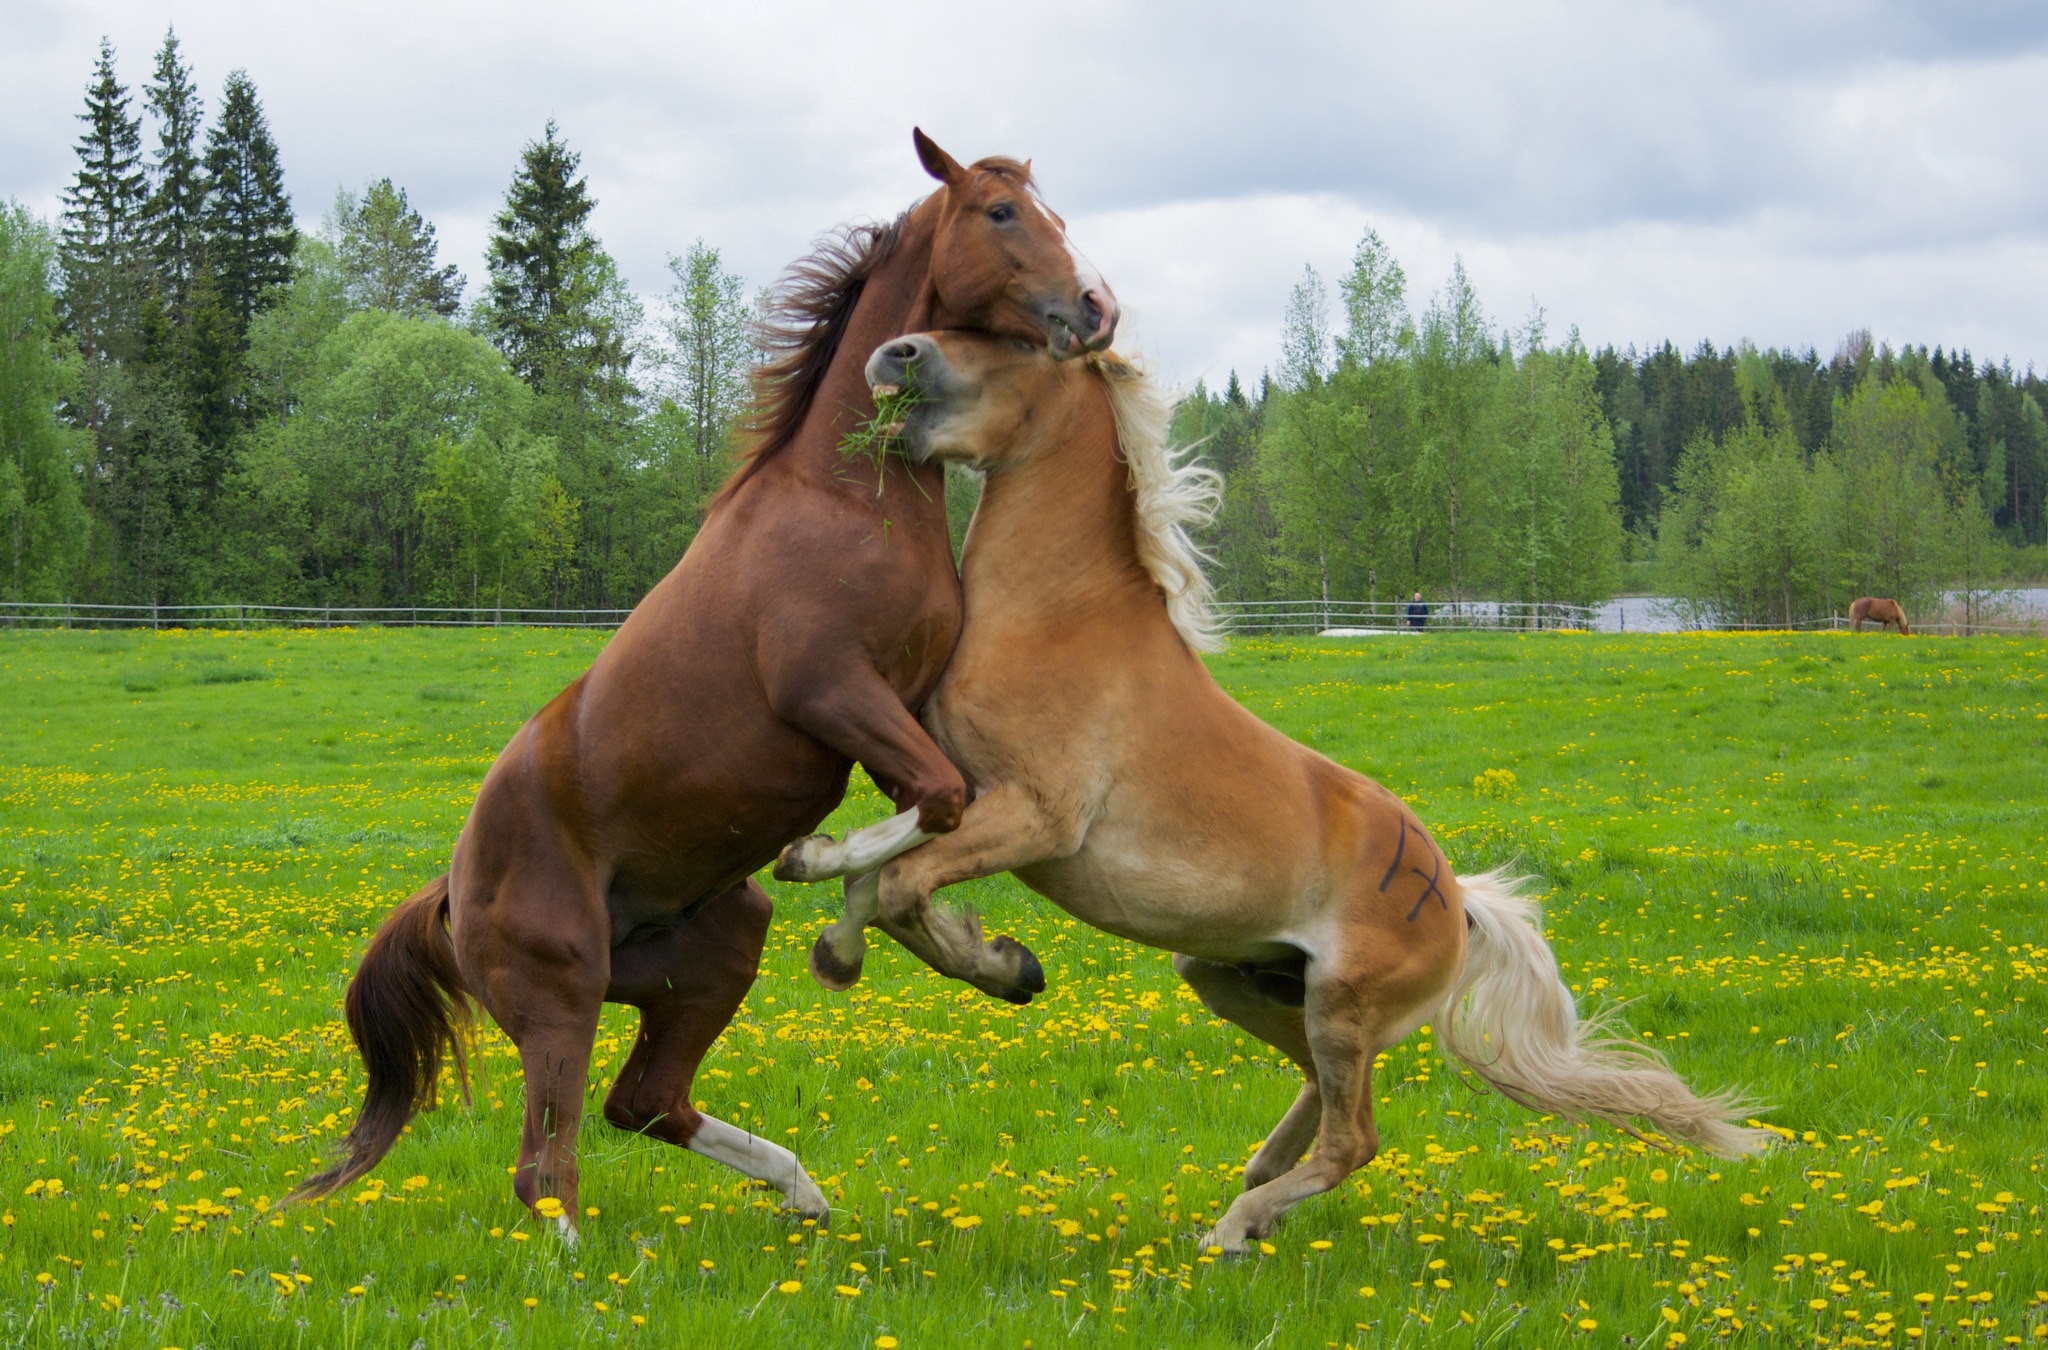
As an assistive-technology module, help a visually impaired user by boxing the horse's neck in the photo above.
[789,204,949,514]
[964,413,1157,630]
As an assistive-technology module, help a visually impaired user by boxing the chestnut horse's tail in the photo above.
[1439,869,1770,1158]
[287,875,471,1202]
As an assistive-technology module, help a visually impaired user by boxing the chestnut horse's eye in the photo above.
[987,202,1017,224]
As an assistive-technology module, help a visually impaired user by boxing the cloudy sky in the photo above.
[6,0,2044,387]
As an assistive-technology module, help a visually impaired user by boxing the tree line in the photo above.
[7,33,2045,622]
[3,31,752,612]
[1178,237,2047,623]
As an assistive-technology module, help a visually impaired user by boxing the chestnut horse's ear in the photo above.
[913,127,966,185]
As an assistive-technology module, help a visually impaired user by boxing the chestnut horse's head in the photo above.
[913,128,1117,360]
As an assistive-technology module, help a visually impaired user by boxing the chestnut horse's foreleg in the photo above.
[776,806,933,884]
[850,783,1071,1004]
[1172,955,1321,1191]
[602,882,828,1219]
[765,664,966,835]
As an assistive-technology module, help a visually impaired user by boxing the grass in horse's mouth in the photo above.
[837,381,933,489]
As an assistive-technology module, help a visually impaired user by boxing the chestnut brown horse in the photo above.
[778,332,1768,1253]
[288,132,1114,1238]
[1849,596,1910,634]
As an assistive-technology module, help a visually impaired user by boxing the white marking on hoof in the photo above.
[557,1214,578,1247]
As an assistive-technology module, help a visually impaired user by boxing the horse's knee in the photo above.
[875,863,930,925]
[912,772,966,834]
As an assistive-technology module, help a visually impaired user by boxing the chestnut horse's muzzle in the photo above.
[1045,285,1119,360]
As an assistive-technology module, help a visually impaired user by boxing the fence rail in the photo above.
[1215,599,1597,633]
[0,598,2039,637]
[0,601,635,630]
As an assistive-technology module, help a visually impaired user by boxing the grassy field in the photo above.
[1,627,2043,1349]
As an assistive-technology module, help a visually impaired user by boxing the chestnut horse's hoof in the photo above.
[774,835,830,882]
[809,931,864,991]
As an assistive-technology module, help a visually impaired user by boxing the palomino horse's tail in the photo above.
[287,875,472,1202]
[1439,869,1770,1157]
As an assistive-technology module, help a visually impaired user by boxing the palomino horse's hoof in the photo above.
[809,931,864,991]
[1196,1230,1249,1259]
[992,935,1045,996]
[773,836,831,883]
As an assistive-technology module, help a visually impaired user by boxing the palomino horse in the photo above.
[288,134,1113,1236]
[777,332,1769,1253]
[1849,596,1910,634]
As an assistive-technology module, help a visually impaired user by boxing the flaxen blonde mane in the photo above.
[1090,353,1224,652]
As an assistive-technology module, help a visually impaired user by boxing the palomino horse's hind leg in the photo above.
[1173,955,1322,1191]
[1201,970,1387,1256]
[863,783,1071,1003]
[601,881,827,1219]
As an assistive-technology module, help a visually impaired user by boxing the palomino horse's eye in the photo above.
[987,202,1016,224]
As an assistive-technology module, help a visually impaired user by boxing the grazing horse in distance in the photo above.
[778,331,1769,1253]
[1849,597,1910,634]
[288,131,1117,1239]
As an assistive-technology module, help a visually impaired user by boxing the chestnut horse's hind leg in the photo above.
[601,881,827,1219]
[465,919,606,1242]
[1173,955,1322,1191]
[454,842,611,1243]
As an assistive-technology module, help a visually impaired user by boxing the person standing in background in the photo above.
[1407,591,1429,630]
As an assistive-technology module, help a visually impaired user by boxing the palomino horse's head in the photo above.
[865,329,1084,467]
[913,129,1117,360]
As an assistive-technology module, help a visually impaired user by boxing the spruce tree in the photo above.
[142,27,205,316]
[482,121,609,384]
[202,70,296,333]
[59,38,150,365]
[480,121,639,605]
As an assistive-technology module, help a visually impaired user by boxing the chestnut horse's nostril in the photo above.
[1081,291,1104,333]
[883,340,920,360]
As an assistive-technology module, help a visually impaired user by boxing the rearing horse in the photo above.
[289,133,1114,1238]
[780,332,1768,1252]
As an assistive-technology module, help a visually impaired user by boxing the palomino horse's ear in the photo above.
[913,128,966,185]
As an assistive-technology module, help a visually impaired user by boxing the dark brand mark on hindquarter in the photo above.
[1381,817,1450,922]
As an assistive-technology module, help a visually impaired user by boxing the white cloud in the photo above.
[4,0,2044,380]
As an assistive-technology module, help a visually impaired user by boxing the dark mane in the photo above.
[712,213,908,508]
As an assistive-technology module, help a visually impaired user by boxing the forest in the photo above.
[5,32,2046,625]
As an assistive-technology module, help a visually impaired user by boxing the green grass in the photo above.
[1,627,2043,1349]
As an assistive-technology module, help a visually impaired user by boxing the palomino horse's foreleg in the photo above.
[810,869,880,991]
[1173,955,1321,1191]
[862,783,1069,1004]
[764,664,967,835]
[602,882,828,1219]
[775,807,934,884]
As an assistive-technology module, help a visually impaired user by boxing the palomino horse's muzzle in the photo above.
[866,335,942,394]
